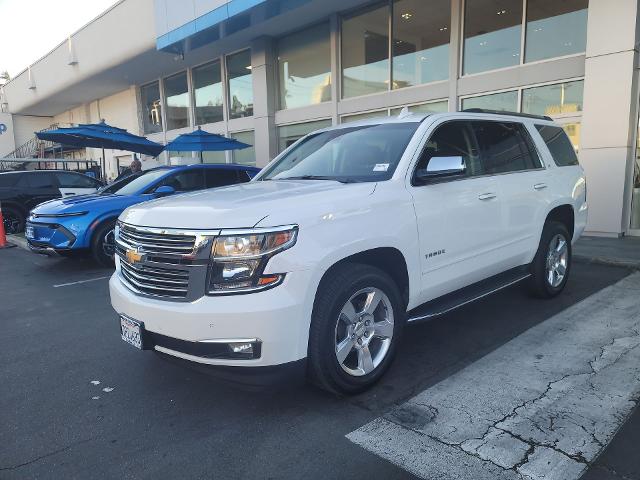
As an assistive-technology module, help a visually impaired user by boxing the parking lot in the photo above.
[1,247,639,480]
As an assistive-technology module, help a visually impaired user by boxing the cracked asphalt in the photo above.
[1,247,639,480]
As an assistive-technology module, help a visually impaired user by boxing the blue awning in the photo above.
[164,127,250,152]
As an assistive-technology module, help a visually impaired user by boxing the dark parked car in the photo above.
[0,170,103,234]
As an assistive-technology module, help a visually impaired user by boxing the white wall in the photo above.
[12,115,55,149]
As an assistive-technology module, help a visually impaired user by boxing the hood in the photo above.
[32,193,143,216]
[120,180,377,229]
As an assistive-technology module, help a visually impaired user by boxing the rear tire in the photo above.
[2,206,25,234]
[529,221,572,298]
[91,220,116,267]
[307,263,405,395]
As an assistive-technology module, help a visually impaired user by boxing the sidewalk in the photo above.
[574,235,640,269]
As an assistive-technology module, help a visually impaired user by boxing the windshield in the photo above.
[259,123,420,183]
[104,169,170,196]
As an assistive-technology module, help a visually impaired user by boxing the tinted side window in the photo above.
[205,169,243,188]
[55,172,99,188]
[535,125,579,166]
[473,121,539,174]
[415,121,483,180]
[24,173,56,189]
[159,170,205,192]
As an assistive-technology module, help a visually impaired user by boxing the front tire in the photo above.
[2,206,25,234]
[529,221,572,298]
[307,263,405,395]
[91,220,116,267]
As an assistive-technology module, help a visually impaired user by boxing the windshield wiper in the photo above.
[278,175,361,184]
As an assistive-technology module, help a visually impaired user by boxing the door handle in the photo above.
[534,183,548,190]
[478,193,497,201]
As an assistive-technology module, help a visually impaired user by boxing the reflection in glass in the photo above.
[462,91,518,112]
[193,61,224,125]
[277,119,332,153]
[341,110,388,123]
[561,123,581,154]
[463,0,522,75]
[342,5,390,98]
[392,0,449,89]
[164,72,190,130]
[227,50,253,119]
[390,100,448,116]
[231,131,255,165]
[278,24,331,109]
[632,115,640,230]
[522,80,584,116]
[525,0,588,63]
[141,82,162,134]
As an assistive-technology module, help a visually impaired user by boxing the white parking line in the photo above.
[347,272,640,480]
[53,276,111,288]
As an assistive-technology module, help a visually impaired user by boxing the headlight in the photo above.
[207,226,298,294]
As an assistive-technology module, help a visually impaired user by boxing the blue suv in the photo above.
[26,163,260,265]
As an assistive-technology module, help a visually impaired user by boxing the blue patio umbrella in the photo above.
[164,127,251,163]
[36,120,165,179]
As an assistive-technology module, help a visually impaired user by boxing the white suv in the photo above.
[110,110,587,393]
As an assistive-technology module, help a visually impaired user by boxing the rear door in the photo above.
[18,172,61,210]
[409,120,504,302]
[54,172,101,197]
[471,120,549,266]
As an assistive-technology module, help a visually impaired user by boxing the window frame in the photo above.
[411,118,544,187]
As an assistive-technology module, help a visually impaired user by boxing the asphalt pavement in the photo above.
[0,247,637,480]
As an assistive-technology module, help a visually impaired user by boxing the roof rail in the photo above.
[462,108,553,122]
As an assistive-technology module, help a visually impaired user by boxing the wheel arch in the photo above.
[545,204,575,240]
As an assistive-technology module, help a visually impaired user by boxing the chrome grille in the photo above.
[118,223,196,255]
[119,259,189,298]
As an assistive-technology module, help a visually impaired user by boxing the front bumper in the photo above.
[109,268,313,368]
[26,220,78,251]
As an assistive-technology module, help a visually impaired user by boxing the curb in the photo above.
[6,234,29,251]
[574,254,640,271]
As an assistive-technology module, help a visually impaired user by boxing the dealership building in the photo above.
[0,0,639,236]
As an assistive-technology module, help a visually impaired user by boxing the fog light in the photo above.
[229,342,254,355]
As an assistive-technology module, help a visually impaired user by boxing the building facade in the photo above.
[1,0,639,236]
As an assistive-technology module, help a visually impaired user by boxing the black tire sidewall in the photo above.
[91,220,116,266]
[2,207,25,234]
[309,264,405,394]
[532,222,572,297]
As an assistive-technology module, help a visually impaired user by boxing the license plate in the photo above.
[120,316,143,349]
[25,225,34,239]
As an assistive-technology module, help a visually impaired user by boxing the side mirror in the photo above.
[415,156,466,183]
[154,185,176,197]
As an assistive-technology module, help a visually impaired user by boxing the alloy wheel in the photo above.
[546,233,569,288]
[2,212,21,234]
[334,287,394,377]
[102,228,116,258]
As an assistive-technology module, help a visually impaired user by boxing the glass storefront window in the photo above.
[202,151,227,164]
[140,82,162,134]
[461,91,518,112]
[341,109,389,123]
[390,100,448,116]
[525,0,588,63]
[164,72,190,130]
[463,0,522,75]
[277,119,332,153]
[392,0,450,89]
[342,5,390,98]
[278,24,332,110]
[227,50,253,119]
[631,115,640,230]
[521,80,584,117]
[231,131,255,165]
[193,61,224,125]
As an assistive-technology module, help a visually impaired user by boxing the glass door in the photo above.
[630,112,640,234]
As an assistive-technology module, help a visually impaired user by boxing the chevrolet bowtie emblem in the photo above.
[126,248,144,264]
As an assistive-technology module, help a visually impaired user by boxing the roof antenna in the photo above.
[397,106,410,119]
